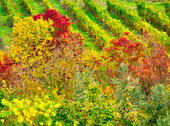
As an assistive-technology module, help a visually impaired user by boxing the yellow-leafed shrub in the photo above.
[9,17,54,93]
[9,16,84,99]
[11,16,54,53]
[0,94,61,126]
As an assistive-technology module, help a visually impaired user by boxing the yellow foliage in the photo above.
[1,92,61,125]
[8,16,55,94]
[0,50,6,64]
[9,16,84,99]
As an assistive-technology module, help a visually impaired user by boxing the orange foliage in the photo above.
[130,47,169,98]
[0,51,20,88]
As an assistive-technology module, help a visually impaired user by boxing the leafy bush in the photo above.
[9,9,84,99]
[56,73,121,125]
[112,63,169,125]
[41,32,84,100]
[134,84,170,125]
[0,50,19,88]
[111,63,147,125]
[9,16,54,94]
[33,9,71,37]
[91,33,143,86]
[0,85,61,126]
[130,33,170,98]
[72,69,94,102]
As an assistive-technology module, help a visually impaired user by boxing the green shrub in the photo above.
[111,63,147,125]
[138,84,170,125]
[56,78,121,125]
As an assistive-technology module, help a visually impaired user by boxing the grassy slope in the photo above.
[146,2,165,12]
[64,1,115,50]
[31,0,46,14]
[78,3,114,38]
[107,8,140,37]
[0,2,12,49]
[87,0,141,40]
[98,0,168,38]
[0,0,30,51]
[11,0,29,17]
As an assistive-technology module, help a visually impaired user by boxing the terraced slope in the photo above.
[0,0,169,53]
[63,0,115,50]
[106,0,170,53]
[82,0,139,40]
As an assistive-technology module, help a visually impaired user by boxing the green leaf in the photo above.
[0,111,12,117]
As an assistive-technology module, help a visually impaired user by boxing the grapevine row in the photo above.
[20,0,38,15]
[137,1,170,36]
[82,0,140,41]
[41,0,54,9]
[1,0,19,22]
[63,0,114,49]
[106,0,170,53]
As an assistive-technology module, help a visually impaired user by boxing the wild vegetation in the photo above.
[0,0,169,125]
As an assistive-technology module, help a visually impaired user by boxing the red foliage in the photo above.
[124,32,130,35]
[32,13,42,21]
[0,52,20,88]
[91,33,143,85]
[33,9,71,37]
[143,30,148,37]
[0,53,13,73]
[129,47,169,98]
[92,32,169,98]
[52,32,84,50]
[104,36,143,67]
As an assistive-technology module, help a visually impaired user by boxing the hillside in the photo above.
[0,0,169,125]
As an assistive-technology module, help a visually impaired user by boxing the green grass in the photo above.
[31,0,46,14]
[11,0,29,17]
[0,2,12,48]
